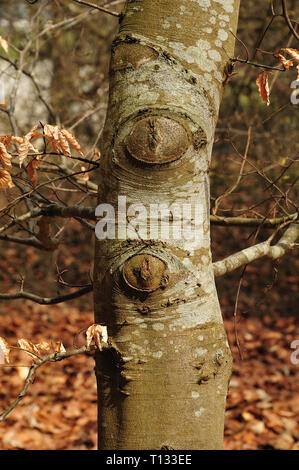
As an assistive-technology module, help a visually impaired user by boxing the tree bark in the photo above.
[94,0,240,450]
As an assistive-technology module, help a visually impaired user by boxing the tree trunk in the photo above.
[94,0,240,450]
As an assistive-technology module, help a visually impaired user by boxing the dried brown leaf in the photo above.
[16,125,40,166]
[0,142,12,169]
[0,36,8,53]
[76,166,89,182]
[18,338,40,357]
[86,324,108,351]
[60,129,84,156]
[43,124,60,153]
[0,135,12,150]
[281,48,299,63]
[27,157,40,186]
[58,131,71,156]
[256,71,271,106]
[0,168,14,188]
[54,341,66,353]
[274,53,293,70]
[0,336,10,364]
[17,338,65,358]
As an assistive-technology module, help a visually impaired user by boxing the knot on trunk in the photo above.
[122,254,169,293]
[125,116,190,164]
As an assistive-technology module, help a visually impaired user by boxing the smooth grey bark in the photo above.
[94,0,240,449]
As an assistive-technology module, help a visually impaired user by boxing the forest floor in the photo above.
[0,299,297,450]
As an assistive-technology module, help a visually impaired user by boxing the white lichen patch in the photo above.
[129,343,145,353]
[197,335,204,341]
[182,257,194,269]
[204,72,212,82]
[180,5,192,16]
[117,334,132,343]
[122,356,133,363]
[208,49,221,62]
[190,0,211,6]
[209,16,216,24]
[213,0,234,13]
[219,14,230,21]
[127,317,144,324]
[152,351,163,359]
[194,347,208,357]
[132,330,140,336]
[201,254,211,264]
[152,323,165,331]
[214,70,223,82]
[191,391,200,399]
[172,297,219,329]
[203,27,213,34]
[218,29,228,41]
[195,408,205,417]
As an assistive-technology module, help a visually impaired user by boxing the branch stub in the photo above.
[122,254,168,293]
[125,116,189,164]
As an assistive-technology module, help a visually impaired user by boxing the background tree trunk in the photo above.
[94,0,240,450]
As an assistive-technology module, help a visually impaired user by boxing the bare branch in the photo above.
[213,223,299,277]
[0,285,93,305]
[210,213,297,227]
[0,234,45,249]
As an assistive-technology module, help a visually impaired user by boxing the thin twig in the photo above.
[281,0,299,41]
[231,57,285,72]
[71,0,120,17]
[213,127,251,215]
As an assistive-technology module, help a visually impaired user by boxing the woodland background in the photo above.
[0,0,298,450]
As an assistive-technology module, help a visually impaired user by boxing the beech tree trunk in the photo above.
[94,0,240,450]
